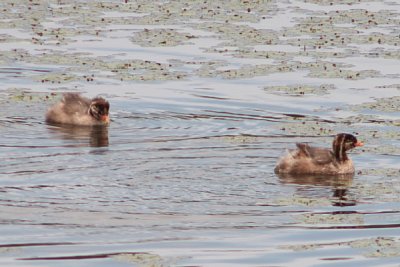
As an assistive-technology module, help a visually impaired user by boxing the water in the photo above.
[1,0,400,266]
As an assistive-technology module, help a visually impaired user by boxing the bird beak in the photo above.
[355,141,364,147]
[100,115,110,123]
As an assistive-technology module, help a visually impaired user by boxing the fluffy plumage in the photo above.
[45,93,110,126]
[274,133,363,175]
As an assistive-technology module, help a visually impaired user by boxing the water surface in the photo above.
[1,0,400,266]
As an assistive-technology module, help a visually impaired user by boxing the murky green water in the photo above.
[1,0,400,266]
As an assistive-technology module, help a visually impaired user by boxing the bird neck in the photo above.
[334,148,348,162]
[333,136,348,163]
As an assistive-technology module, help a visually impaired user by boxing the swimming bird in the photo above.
[274,133,363,175]
[45,93,110,126]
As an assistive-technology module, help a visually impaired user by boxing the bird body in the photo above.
[46,93,110,126]
[274,134,363,175]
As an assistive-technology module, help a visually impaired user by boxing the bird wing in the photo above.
[61,93,91,115]
[295,143,335,165]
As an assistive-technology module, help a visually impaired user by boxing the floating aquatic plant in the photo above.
[297,212,364,225]
[277,121,334,136]
[112,252,180,267]
[131,28,196,47]
[351,237,400,258]
[264,84,334,96]
[281,236,400,258]
[275,196,331,207]
[354,96,400,113]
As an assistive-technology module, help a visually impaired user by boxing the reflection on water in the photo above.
[277,172,356,207]
[277,172,354,187]
[47,125,109,147]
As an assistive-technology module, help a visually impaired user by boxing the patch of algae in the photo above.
[197,5,397,77]
[0,0,397,84]
[5,89,61,103]
[285,9,398,35]
[277,121,334,136]
[0,89,61,121]
[281,237,400,258]
[194,59,380,80]
[335,114,392,125]
[140,0,275,24]
[361,180,400,198]
[32,72,80,84]
[358,168,400,177]
[0,0,276,30]
[304,62,380,80]
[56,0,276,26]
[190,60,228,78]
[296,212,364,225]
[112,252,181,267]
[279,243,320,252]
[275,196,331,207]
[231,48,360,60]
[353,96,400,113]
[351,237,400,258]
[231,49,293,60]
[302,0,378,5]
[205,63,294,79]
[283,23,359,40]
[1,49,186,82]
[264,84,334,96]
[131,29,196,47]
[294,9,399,28]
[222,134,259,143]
[193,22,280,47]
[0,4,97,46]
[282,8,400,54]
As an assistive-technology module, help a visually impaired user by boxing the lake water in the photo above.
[1,0,400,266]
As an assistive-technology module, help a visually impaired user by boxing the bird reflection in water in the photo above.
[276,172,355,207]
[47,124,109,147]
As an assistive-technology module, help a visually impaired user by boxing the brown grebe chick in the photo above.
[274,133,363,175]
[46,93,110,126]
